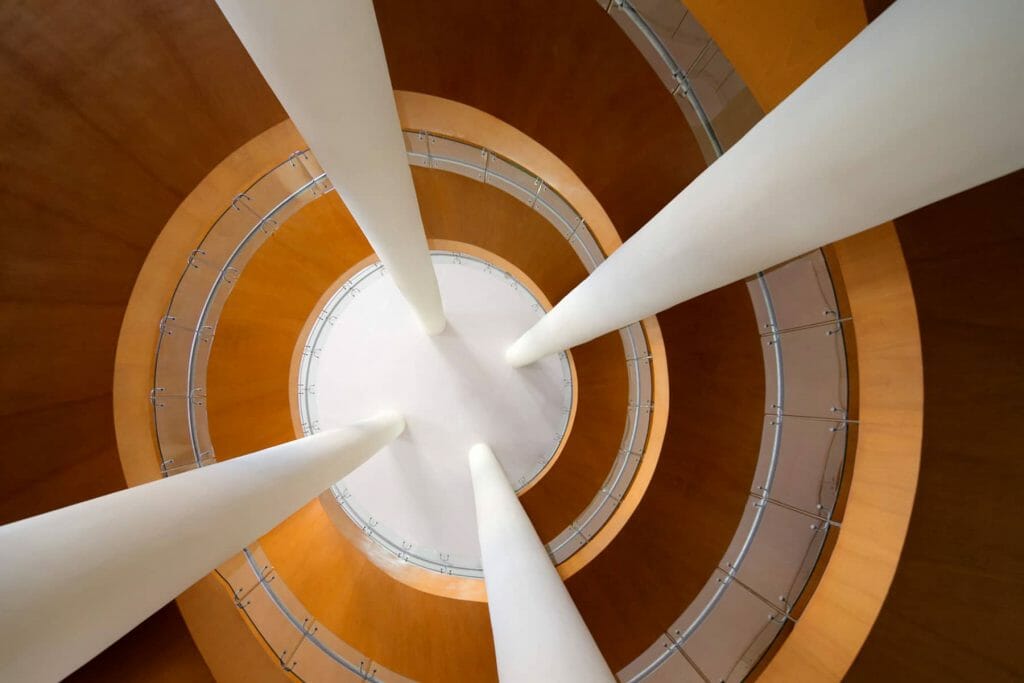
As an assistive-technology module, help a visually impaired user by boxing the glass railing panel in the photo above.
[255,177,326,235]
[733,499,830,614]
[335,486,483,578]
[190,393,214,464]
[752,415,848,517]
[237,156,325,221]
[293,149,325,181]
[626,354,654,415]
[426,134,487,181]
[718,482,761,572]
[645,649,706,683]
[547,525,585,565]
[297,629,384,682]
[601,447,635,505]
[568,224,605,272]
[672,88,720,164]
[534,186,582,238]
[627,0,689,48]
[620,406,650,458]
[250,566,317,670]
[217,550,271,605]
[429,154,485,181]
[607,3,679,92]
[660,10,713,85]
[371,664,418,683]
[619,322,647,361]
[403,130,430,167]
[687,45,735,122]
[241,575,309,668]
[164,251,223,333]
[724,618,790,683]
[745,275,774,333]
[574,493,616,543]
[153,316,196,397]
[282,628,369,682]
[682,570,785,682]
[485,153,538,205]
[618,633,674,682]
[620,634,706,682]
[196,276,237,342]
[151,395,196,473]
[762,250,841,331]
[771,322,850,419]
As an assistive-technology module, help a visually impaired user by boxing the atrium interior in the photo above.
[0,1,1021,682]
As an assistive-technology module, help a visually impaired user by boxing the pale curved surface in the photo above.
[308,253,573,571]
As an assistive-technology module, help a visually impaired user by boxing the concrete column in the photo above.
[0,412,404,682]
[468,444,614,683]
[214,0,445,334]
[506,0,1023,366]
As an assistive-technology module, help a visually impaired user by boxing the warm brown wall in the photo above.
[846,170,1024,682]
[373,0,706,238]
[0,0,283,522]
[0,0,285,675]
[65,602,213,683]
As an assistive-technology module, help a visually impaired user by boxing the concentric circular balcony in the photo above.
[3,1,1019,682]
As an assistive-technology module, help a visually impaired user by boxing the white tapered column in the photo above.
[507,0,1024,366]
[469,444,613,683]
[0,412,404,682]
[214,0,445,334]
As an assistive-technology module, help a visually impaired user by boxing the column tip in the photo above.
[468,442,494,466]
[422,315,447,336]
[372,410,406,436]
[504,341,531,368]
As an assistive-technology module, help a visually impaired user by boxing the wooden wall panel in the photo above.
[65,602,213,683]
[847,171,1024,681]
[0,0,285,677]
[684,0,866,112]
[373,0,707,238]
[0,0,283,521]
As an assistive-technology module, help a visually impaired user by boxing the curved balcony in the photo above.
[140,3,850,677]
[12,0,1019,680]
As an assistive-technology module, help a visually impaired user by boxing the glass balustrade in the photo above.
[607,2,853,680]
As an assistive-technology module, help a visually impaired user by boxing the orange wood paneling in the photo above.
[847,171,1024,681]
[374,0,707,239]
[0,0,284,524]
[0,0,286,676]
[176,575,292,683]
[685,0,867,112]
[66,602,214,683]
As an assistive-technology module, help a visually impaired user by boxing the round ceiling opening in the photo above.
[298,251,573,575]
